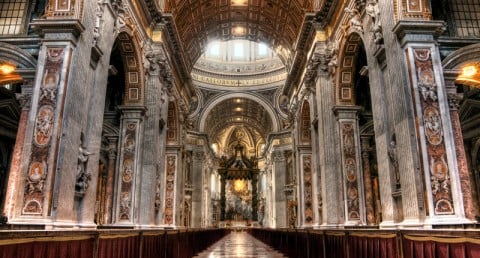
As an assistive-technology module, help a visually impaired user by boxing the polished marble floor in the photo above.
[194,231,287,258]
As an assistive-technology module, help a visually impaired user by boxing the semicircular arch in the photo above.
[199,92,280,133]
[442,43,480,69]
[0,42,37,85]
[335,32,365,105]
[114,32,145,105]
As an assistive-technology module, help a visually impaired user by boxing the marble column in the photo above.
[361,137,375,225]
[103,136,117,224]
[113,106,146,225]
[444,70,478,221]
[140,44,167,227]
[191,150,204,227]
[334,106,365,225]
[4,79,33,219]
[272,150,287,228]
[393,21,470,226]
[6,20,86,227]
[314,40,344,226]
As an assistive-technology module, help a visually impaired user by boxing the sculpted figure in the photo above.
[345,7,364,33]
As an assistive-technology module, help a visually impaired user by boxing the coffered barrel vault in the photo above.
[162,0,315,71]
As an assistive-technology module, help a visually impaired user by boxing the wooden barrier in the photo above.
[248,228,480,258]
[0,228,228,258]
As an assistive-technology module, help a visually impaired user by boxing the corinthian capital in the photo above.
[314,41,339,78]
[304,52,322,86]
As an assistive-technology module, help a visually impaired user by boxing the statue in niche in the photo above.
[76,133,91,196]
[388,138,400,187]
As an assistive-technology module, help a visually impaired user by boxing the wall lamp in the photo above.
[0,62,16,75]
[456,63,480,88]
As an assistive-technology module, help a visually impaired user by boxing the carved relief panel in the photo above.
[409,49,454,216]
[118,122,138,221]
[164,155,177,225]
[302,155,314,225]
[341,122,361,221]
[23,47,66,215]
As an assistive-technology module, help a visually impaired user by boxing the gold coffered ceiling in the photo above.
[204,98,273,140]
[163,0,315,71]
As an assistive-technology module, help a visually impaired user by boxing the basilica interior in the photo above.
[0,0,480,257]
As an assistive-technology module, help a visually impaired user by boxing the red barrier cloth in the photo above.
[0,238,94,258]
[325,233,346,258]
[142,232,166,258]
[403,235,480,258]
[348,233,397,258]
[98,234,139,258]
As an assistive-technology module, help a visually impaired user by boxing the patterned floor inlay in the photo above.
[194,231,287,258]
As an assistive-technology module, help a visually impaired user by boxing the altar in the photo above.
[218,143,260,225]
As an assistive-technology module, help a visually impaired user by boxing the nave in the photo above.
[194,231,286,258]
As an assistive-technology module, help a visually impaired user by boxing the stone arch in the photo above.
[114,32,145,105]
[335,33,366,105]
[0,42,37,84]
[442,43,480,69]
[199,93,280,132]
[225,126,255,153]
[166,101,179,144]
